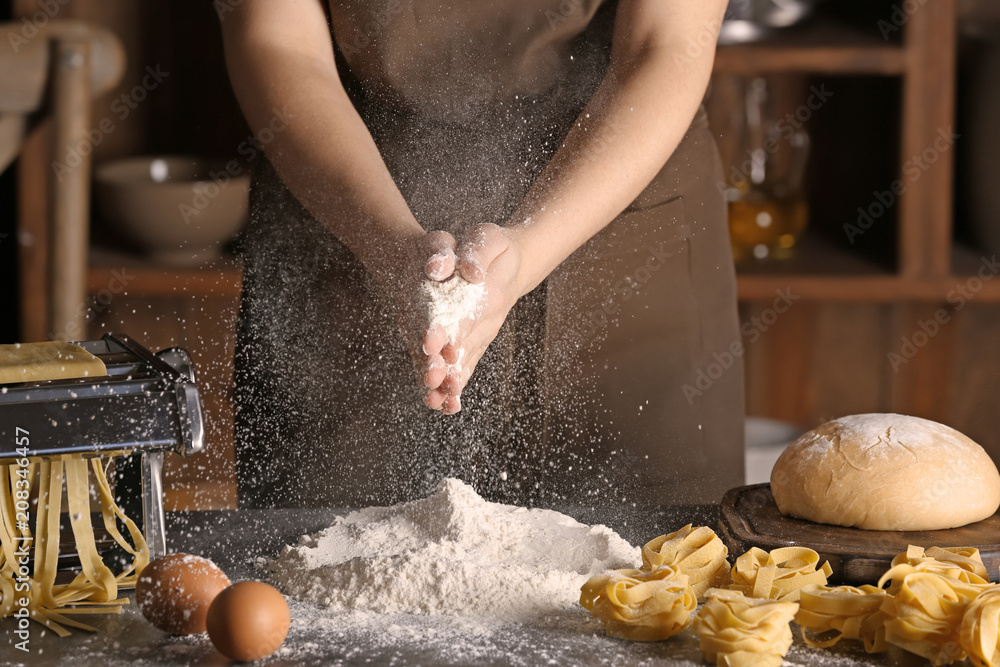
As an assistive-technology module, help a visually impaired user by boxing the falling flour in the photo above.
[266,478,640,622]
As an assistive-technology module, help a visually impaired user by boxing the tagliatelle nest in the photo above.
[878,545,991,595]
[641,525,730,601]
[728,546,831,602]
[881,571,990,666]
[579,565,697,641]
[961,585,1000,667]
[690,587,799,667]
[795,584,889,653]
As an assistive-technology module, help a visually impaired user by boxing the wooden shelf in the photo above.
[164,480,237,511]
[735,234,893,277]
[737,237,1000,302]
[739,274,1000,303]
[87,246,242,298]
[715,20,907,75]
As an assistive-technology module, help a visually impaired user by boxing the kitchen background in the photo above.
[1,0,998,509]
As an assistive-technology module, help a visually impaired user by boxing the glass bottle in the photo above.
[724,77,810,262]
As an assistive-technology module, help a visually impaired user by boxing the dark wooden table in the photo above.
[1,506,934,666]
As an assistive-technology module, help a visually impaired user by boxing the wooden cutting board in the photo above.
[718,484,1000,585]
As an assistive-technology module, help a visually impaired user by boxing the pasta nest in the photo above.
[961,585,1000,667]
[795,584,889,653]
[878,545,991,595]
[690,587,799,667]
[580,565,697,641]
[641,524,730,601]
[880,570,990,666]
[729,546,832,602]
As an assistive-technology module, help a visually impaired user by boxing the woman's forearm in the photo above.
[221,0,424,286]
[509,0,728,296]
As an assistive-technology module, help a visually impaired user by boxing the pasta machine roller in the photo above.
[0,332,205,561]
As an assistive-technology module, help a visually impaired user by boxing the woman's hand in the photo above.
[424,223,527,414]
[385,230,460,398]
[221,2,460,401]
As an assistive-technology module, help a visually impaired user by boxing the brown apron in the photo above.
[233,0,745,508]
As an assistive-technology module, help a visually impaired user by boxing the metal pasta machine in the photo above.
[0,333,205,561]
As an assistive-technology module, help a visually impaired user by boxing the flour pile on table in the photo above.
[267,478,639,621]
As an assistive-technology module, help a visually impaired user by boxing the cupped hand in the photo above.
[388,230,459,397]
[424,223,526,414]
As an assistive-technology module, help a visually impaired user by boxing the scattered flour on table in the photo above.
[266,478,640,621]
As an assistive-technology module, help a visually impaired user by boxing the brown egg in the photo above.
[207,581,290,662]
[135,553,231,635]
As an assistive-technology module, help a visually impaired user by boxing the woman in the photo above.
[221,0,744,508]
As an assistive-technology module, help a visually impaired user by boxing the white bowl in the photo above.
[95,156,250,266]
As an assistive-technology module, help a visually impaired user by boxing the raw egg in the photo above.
[135,553,231,635]
[207,581,290,661]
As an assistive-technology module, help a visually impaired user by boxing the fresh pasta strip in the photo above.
[641,525,730,600]
[922,547,991,579]
[36,458,64,608]
[64,456,117,603]
[90,457,149,585]
[961,585,1000,667]
[690,587,799,667]
[795,584,889,652]
[729,546,832,602]
[879,545,991,594]
[0,463,28,616]
[0,453,150,637]
[580,566,697,641]
[881,571,989,666]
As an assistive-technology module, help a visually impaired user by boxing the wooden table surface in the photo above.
[1,506,944,666]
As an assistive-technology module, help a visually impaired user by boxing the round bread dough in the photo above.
[770,413,1000,531]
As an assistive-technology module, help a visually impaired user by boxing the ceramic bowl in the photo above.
[95,156,250,266]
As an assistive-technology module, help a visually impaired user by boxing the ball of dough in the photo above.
[770,413,1000,531]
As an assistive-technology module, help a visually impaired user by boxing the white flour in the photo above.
[266,478,640,622]
[420,275,486,346]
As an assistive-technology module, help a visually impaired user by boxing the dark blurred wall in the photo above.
[1,0,249,342]
[51,1,251,244]
[1,0,15,343]
[50,0,250,164]
[1,171,15,345]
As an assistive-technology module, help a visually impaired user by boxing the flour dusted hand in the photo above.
[386,227,519,415]
[384,231,460,401]
[424,223,526,413]
[418,275,486,414]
